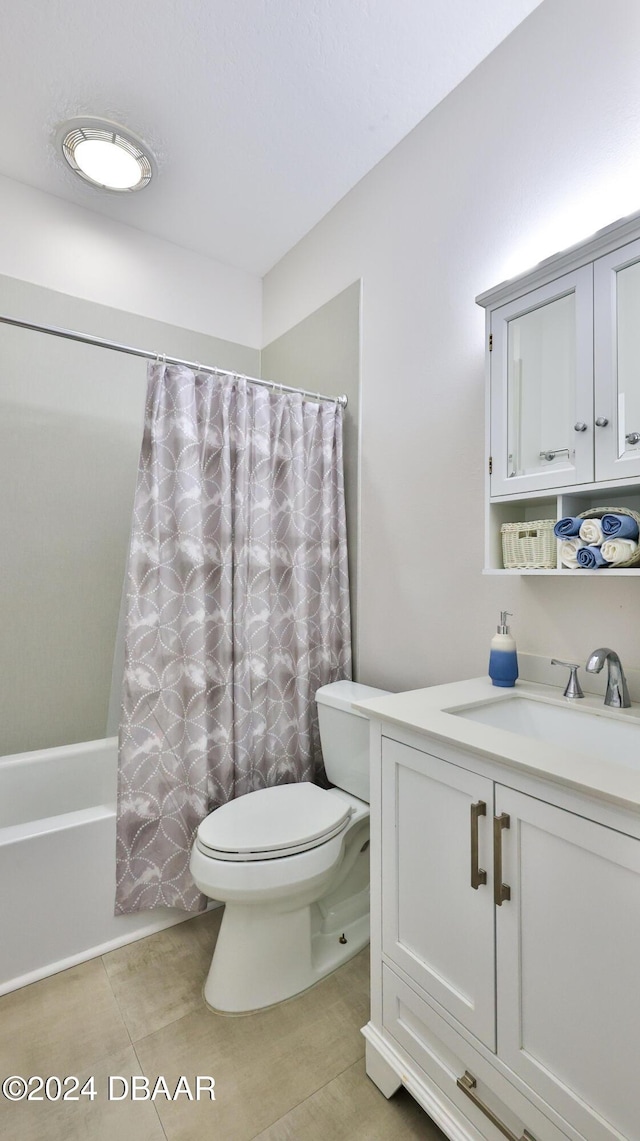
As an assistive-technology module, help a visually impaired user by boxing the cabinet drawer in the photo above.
[382,965,571,1141]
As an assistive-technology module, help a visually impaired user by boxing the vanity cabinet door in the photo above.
[490,266,594,497]
[381,737,496,1051]
[495,785,640,1141]
[594,236,640,481]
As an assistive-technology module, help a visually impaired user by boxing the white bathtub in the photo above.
[0,737,194,995]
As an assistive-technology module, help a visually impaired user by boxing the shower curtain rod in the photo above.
[0,314,348,408]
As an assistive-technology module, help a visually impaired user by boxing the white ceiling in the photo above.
[0,1,542,276]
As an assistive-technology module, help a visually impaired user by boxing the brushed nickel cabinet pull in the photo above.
[470,801,487,890]
[493,813,511,906]
[457,1071,537,1141]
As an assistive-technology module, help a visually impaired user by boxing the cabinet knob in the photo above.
[625,431,640,445]
[573,421,588,432]
[595,417,609,427]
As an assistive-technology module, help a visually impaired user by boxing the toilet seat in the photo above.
[196,783,353,862]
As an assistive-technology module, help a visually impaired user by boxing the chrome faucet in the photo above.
[585,647,631,708]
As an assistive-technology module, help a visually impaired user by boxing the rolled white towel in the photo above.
[600,538,639,566]
[559,538,584,569]
[579,518,604,545]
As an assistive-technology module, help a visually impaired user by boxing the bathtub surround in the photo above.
[0,274,258,758]
[117,363,351,913]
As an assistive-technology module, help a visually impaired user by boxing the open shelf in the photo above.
[483,567,640,576]
[485,487,640,574]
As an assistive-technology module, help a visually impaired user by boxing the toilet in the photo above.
[189,679,389,1013]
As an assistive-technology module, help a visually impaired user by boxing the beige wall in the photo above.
[0,174,262,348]
[263,0,640,693]
[7,0,640,749]
[261,282,361,671]
[0,276,259,756]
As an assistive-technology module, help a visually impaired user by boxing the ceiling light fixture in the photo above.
[58,117,154,192]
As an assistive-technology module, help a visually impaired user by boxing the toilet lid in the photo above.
[196,783,352,861]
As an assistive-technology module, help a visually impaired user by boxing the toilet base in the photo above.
[203,896,369,1014]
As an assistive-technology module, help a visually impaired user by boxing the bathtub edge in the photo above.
[0,902,222,997]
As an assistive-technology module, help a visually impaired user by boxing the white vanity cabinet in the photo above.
[479,211,640,572]
[366,723,640,1141]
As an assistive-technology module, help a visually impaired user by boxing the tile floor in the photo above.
[0,910,446,1140]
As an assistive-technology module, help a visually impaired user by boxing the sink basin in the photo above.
[451,696,640,770]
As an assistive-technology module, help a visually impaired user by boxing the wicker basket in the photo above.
[501,519,557,569]
[576,506,640,568]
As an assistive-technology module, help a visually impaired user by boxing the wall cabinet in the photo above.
[366,726,640,1141]
[478,211,640,572]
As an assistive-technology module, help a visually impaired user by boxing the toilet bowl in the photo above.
[189,680,389,1013]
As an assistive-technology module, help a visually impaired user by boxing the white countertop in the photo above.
[354,677,640,813]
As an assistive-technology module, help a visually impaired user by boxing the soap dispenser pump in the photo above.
[489,611,518,688]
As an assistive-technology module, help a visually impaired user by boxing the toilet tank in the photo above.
[315,680,390,803]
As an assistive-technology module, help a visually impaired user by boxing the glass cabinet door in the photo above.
[490,266,594,497]
[594,237,640,481]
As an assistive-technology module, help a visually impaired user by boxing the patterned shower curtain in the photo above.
[115,363,352,913]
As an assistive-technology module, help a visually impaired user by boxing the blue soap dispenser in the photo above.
[489,611,518,688]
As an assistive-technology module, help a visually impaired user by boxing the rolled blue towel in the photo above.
[576,544,610,569]
[553,517,582,538]
[600,513,639,540]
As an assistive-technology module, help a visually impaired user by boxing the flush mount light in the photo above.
[58,117,154,192]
